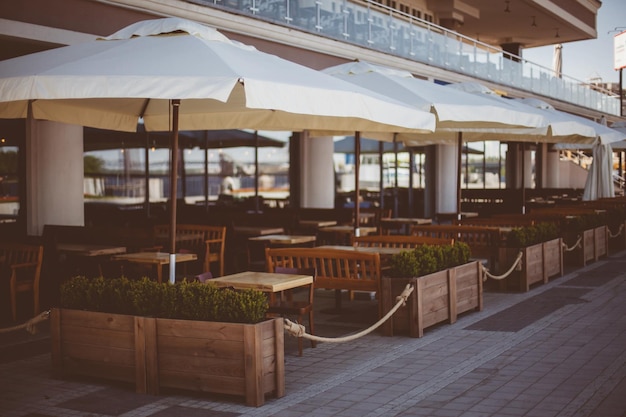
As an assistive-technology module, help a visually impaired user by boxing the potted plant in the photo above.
[380,242,482,338]
[495,222,562,292]
[51,276,283,407]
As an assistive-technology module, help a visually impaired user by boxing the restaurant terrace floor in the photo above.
[0,248,625,417]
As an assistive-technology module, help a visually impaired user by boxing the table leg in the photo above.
[156,265,163,284]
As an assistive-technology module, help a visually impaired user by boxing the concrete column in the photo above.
[545,148,561,188]
[300,134,334,208]
[26,118,84,236]
[428,144,458,215]
[523,149,533,188]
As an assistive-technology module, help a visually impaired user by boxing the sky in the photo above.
[522,0,626,85]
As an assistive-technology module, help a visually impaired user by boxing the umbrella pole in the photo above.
[204,131,209,212]
[169,99,180,284]
[521,143,526,214]
[255,130,260,212]
[408,148,414,216]
[144,132,151,220]
[354,132,361,237]
[378,142,384,210]
[457,133,462,222]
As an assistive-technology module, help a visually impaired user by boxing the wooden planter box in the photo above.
[380,261,483,338]
[564,226,608,267]
[607,221,626,252]
[496,238,563,292]
[50,308,284,407]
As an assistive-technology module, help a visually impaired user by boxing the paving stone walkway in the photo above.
[0,251,624,417]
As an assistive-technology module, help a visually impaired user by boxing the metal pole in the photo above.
[254,130,260,212]
[169,99,180,284]
[354,132,361,237]
[457,133,462,222]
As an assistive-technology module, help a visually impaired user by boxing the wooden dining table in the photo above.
[233,226,285,237]
[57,243,127,257]
[111,252,197,283]
[297,219,338,229]
[318,225,378,235]
[57,243,127,276]
[248,234,317,245]
[209,271,313,293]
[380,217,433,234]
[317,225,378,245]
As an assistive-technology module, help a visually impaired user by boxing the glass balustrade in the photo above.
[203,0,620,115]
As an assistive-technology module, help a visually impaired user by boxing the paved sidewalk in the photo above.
[0,251,625,417]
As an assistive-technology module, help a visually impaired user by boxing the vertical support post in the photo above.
[354,132,361,237]
[169,99,180,283]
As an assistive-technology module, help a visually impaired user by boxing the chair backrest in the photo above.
[195,271,214,283]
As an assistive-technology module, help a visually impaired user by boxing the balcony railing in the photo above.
[198,0,620,116]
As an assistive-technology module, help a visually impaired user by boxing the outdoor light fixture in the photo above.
[531,16,537,27]
[504,1,510,13]
[555,28,560,38]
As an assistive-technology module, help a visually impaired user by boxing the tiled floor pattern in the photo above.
[0,252,624,417]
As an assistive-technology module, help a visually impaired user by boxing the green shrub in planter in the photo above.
[506,222,560,247]
[388,242,471,278]
[60,276,268,323]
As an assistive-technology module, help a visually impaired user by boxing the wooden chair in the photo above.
[1,243,45,321]
[154,224,227,277]
[267,266,317,356]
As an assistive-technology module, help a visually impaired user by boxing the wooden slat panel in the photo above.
[60,309,135,332]
[422,308,450,328]
[157,335,243,360]
[61,341,135,365]
[156,318,244,341]
[159,354,244,377]
[421,280,448,300]
[158,371,246,396]
[51,309,63,377]
[457,296,479,313]
[244,323,263,407]
[60,324,134,349]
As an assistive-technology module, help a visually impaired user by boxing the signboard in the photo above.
[614,30,626,70]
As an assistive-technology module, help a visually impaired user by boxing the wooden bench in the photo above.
[265,247,383,317]
[0,242,44,321]
[410,225,501,268]
[352,234,454,248]
[154,224,227,277]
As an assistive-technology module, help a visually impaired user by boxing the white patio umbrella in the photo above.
[445,83,607,144]
[0,18,436,281]
[322,60,550,217]
[582,141,615,200]
[553,44,563,78]
[323,61,549,145]
[554,120,626,201]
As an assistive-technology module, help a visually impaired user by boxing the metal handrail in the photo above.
[196,0,620,115]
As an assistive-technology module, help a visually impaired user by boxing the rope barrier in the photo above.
[0,311,50,335]
[481,251,523,281]
[284,284,414,343]
[608,224,624,239]
[562,236,582,252]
